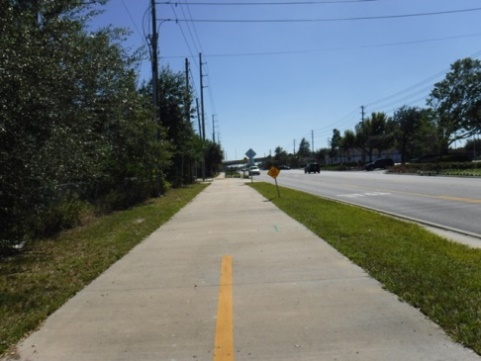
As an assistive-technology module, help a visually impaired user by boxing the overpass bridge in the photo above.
[223,157,268,167]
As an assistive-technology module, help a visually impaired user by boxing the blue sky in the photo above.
[89,0,481,160]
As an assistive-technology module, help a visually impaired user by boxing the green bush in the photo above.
[389,162,481,174]
[41,197,94,237]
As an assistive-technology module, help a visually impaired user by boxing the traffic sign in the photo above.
[245,148,256,165]
[268,166,280,179]
[268,166,281,198]
[245,148,256,158]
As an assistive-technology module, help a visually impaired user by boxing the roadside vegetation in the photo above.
[224,169,242,178]
[441,168,481,177]
[318,160,481,176]
[262,58,481,172]
[388,162,481,177]
[0,183,208,356]
[1,2,223,254]
[250,182,481,355]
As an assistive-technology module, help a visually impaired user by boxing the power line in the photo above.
[176,1,219,143]
[181,1,205,54]
[121,0,146,45]
[365,49,481,110]
[157,0,377,5]
[310,51,481,144]
[174,2,201,55]
[167,1,219,142]
[164,6,481,23]
[373,87,433,113]
[364,70,448,108]
[152,2,481,153]
[159,32,481,59]
[169,5,199,63]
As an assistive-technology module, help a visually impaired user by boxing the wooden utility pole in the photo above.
[151,0,159,137]
[150,0,163,195]
[185,58,190,123]
[361,105,366,163]
[196,98,202,138]
[311,130,314,157]
[199,53,206,141]
[212,114,216,144]
[199,53,206,180]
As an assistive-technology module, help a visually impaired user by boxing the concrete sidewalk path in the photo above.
[6,178,480,360]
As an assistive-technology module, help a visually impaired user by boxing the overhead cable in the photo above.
[161,7,481,23]
[158,0,377,5]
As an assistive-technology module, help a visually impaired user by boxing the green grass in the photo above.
[440,169,481,177]
[389,162,481,176]
[0,183,209,356]
[225,170,242,178]
[249,182,481,355]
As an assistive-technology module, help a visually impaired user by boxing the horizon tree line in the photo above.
[268,57,481,167]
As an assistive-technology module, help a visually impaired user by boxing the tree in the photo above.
[340,129,356,162]
[354,120,369,163]
[314,148,329,165]
[465,137,481,159]
[158,68,195,186]
[428,57,481,140]
[204,140,224,177]
[140,67,200,187]
[367,112,392,157]
[1,0,113,244]
[354,112,392,161]
[393,106,429,163]
[330,129,342,160]
[297,138,311,160]
[274,146,289,166]
[0,0,166,248]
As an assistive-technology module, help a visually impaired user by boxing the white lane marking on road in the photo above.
[338,192,391,198]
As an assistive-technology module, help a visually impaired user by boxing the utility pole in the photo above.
[150,0,159,137]
[311,130,314,157]
[149,0,163,195]
[199,53,206,180]
[199,53,206,141]
[212,114,216,144]
[361,105,366,163]
[185,58,190,123]
[196,98,202,138]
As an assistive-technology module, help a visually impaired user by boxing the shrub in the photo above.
[41,197,95,236]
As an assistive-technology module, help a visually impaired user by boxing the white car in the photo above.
[248,166,261,176]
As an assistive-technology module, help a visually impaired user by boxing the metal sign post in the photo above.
[267,166,281,198]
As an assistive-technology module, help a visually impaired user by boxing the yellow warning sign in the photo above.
[268,166,280,179]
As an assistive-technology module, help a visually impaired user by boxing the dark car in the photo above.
[365,158,394,171]
[278,165,290,170]
[304,162,320,173]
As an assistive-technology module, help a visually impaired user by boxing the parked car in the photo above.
[278,165,290,170]
[304,163,320,173]
[249,165,261,176]
[365,158,394,171]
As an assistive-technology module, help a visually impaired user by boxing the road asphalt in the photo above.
[4,176,480,361]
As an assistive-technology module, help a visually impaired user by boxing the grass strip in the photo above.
[0,183,209,356]
[441,169,481,177]
[249,182,481,355]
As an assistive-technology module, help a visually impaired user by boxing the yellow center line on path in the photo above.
[213,255,234,361]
